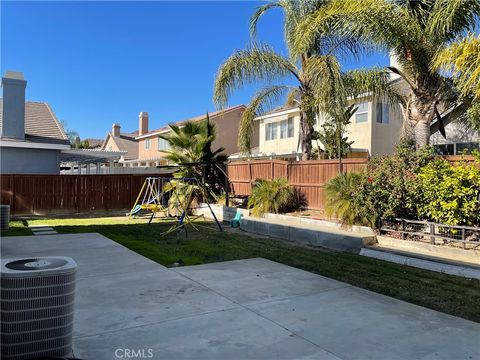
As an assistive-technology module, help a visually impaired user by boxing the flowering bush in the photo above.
[416,159,480,226]
[324,142,480,228]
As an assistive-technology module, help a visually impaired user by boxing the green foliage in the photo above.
[295,0,480,145]
[324,172,374,227]
[416,159,480,226]
[324,141,435,228]
[160,114,227,200]
[312,104,355,159]
[213,0,395,158]
[248,177,293,217]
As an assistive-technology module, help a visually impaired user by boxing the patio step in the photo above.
[29,225,58,235]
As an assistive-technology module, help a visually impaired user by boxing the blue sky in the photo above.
[2,1,389,139]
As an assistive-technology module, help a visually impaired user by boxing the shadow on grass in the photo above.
[46,220,480,323]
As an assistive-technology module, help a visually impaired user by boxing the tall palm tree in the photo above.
[214,0,399,159]
[434,32,480,129]
[295,0,480,147]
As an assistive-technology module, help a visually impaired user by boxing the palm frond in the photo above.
[213,43,299,108]
[250,2,283,38]
[239,85,296,153]
[427,0,480,41]
[342,67,406,107]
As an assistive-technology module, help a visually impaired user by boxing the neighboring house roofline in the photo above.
[134,104,246,140]
[44,101,68,141]
[0,138,70,150]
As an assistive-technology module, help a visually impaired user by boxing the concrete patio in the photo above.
[1,233,479,360]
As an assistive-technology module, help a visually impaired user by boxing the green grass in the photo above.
[2,220,33,236]
[10,216,480,322]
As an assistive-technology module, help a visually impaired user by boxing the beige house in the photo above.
[232,95,403,160]
[132,105,258,166]
[101,123,138,162]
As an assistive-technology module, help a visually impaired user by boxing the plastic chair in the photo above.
[230,212,243,228]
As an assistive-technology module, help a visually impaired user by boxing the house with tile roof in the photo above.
[100,122,139,162]
[130,105,256,167]
[0,71,72,174]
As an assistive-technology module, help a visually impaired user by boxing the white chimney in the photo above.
[1,71,27,140]
[389,50,402,79]
[139,112,148,136]
[112,123,120,137]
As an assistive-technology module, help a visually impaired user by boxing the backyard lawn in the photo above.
[5,216,480,323]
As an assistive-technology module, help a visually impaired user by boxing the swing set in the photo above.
[129,176,223,237]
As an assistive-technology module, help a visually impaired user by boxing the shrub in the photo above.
[248,178,293,217]
[324,141,435,228]
[416,159,480,226]
[324,172,374,227]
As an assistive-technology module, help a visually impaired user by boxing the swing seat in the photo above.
[230,212,243,228]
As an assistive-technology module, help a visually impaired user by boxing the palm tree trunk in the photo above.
[300,111,313,160]
[402,91,437,148]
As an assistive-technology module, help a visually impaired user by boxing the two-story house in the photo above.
[232,94,404,160]
[131,105,257,166]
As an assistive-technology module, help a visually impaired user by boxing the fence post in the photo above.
[225,167,230,207]
[461,228,466,249]
[429,223,436,244]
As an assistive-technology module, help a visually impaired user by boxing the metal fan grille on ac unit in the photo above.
[1,257,77,360]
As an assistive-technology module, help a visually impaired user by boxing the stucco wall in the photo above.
[1,147,60,174]
[103,136,120,152]
[370,103,403,156]
[259,112,301,154]
[137,107,254,160]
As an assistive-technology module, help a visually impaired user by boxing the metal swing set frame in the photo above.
[129,176,223,237]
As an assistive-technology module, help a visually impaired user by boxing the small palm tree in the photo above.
[248,177,293,217]
[160,114,227,197]
[295,0,480,147]
[324,172,374,227]
[214,0,395,160]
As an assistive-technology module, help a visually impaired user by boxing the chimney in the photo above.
[139,112,149,136]
[1,71,27,140]
[388,50,402,79]
[112,123,120,137]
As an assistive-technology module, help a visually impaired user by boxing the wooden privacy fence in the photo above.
[227,159,368,210]
[1,174,171,216]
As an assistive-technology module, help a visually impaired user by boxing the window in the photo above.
[434,144,455,155]
[376,103,390,124]
[145,139,150,150]
[456,142,479,154]
[355,102,369,123]
[157,137,170,151]
[265,122,278,140]
[287,117,294,137]
[280,120,288,139]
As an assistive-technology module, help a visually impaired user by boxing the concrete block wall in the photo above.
[240,217,376,254]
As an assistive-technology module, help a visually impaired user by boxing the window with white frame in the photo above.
[157,137,170,151]
[280,120,288,139]
[265,122,278,140]
[287,117,294,137]
[355,102,369,123]
[145,139,150,150]
[376,103,390,124]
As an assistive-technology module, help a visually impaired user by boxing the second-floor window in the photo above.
[376,103,390,124]
[157,137,170,151]
[355,102,369,123]
[266,122,278,140]
[279,118,295,139]
[145,139,150,150]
